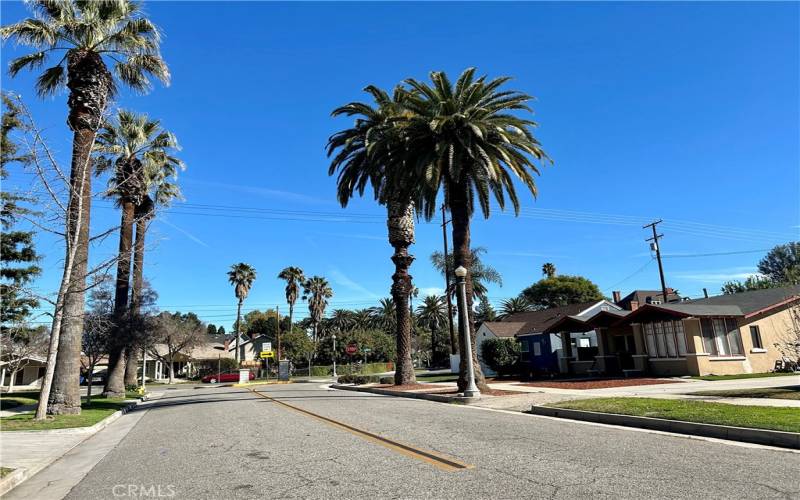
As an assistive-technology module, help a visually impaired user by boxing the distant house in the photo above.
[228,334,273,367]
[0,355,46,391]
[142,335,234,381]
[614,288,681,310]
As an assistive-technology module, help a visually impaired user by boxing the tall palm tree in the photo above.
[351,308,374,330]
[95,109,182,396]
[329,309,355,333]
[2,0,170,416]
[228,263,257,363]
[124,171,181,386]
[416,294,449,365]
[327,86,417,385]
[302,276,333,342]
[277,266,305,358]
[499,297,533,319]
[542,262,556,279]
[399,68,550,392]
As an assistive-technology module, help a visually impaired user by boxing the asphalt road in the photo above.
[65,383,800,499]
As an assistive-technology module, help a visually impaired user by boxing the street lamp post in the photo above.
[454,266,480,398]
[332,333,338,378]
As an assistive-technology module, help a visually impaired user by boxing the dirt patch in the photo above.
[516,378,679,390]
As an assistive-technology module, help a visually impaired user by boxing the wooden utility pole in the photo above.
[441,204,457,355]
[644,220,669,303]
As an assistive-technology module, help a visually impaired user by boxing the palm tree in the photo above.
[277,266,305,358]
[416,295,448,333]
[351,308,375,330]
[327,86,417,385]
[369,298,396,334]
[499,297,533,319]
[399,68,550,392]
[95,109,182,396]
[329,309,355,333]
[431,247,503,301]
[228,263,257,363]
[542,262,556,279]
[3,0,170,416]
[302,276,333,342]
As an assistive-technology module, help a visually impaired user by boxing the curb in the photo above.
[1,399,140,435]
[529,405,800,449]
[331,384,480,404]
[0,467,27,497]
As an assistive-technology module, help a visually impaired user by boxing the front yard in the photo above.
[0,398,132,431]
[692,372,799,381]
[547,397,800,433]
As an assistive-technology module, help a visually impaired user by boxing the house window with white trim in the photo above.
[699,318,743,356]
[643,320,688,359]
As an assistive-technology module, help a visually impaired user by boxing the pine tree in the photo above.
[1,94,41,331]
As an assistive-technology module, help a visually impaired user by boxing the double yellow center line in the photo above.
[249,388,474,471]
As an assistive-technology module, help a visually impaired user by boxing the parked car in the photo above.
[201,370,254,383]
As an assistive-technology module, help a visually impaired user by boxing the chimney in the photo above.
[702,288,709,298]
[612,291,621,303]
[630,300,639,311]
[223,339,230,350]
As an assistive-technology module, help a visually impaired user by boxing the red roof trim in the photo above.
[612,304,691,326]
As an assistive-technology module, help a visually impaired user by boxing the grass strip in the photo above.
[548,397,800,433]
[0,398,131,431]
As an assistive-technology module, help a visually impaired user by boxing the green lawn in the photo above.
[548,397,800,433]
[0,398,132,431]
[690,386,800,400]
[0,391,39,410]
[692,372,799,381]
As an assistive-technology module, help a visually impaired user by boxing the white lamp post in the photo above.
[332,332,338,378]
[454,266,480,398]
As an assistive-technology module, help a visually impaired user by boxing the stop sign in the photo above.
[346,344,358,355]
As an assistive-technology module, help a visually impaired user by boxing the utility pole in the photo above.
[276,305,281,360]
[441,204,457,355]
[643,219,670,303]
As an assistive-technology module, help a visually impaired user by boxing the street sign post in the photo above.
[260,351,275,359]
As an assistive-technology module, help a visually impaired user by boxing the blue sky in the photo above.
[2,1,798,329]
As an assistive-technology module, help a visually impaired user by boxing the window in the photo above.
[699,318,744,356]
[520,340,529,353]
[750,326,763,349]
[642,320,687,359]
[532,342,542,356]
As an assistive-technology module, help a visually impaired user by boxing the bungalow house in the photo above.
[142,335,234,381]
[541,285,800,377]
[612,285,800,376]
[228,334,273,369]
[492,299,622,377]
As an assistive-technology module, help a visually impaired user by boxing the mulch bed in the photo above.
[374,384,517,397]
[516,378,680,390]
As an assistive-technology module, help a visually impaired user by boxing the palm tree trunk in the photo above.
[387,200,416,386]
[449,183,489,392]
[124,213,148,387]
[235,299,243,363]
[48,50,112,415]
[104,200,135,397]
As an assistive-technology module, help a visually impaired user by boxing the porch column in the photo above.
[558,331,572,374]
[594,328,609,373]
[0,367,5,387]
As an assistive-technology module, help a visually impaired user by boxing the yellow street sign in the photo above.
[260,351,275,359]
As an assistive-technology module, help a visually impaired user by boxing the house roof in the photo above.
[685,285,800,317]
[481,322,527,338]
[502,301,601,335]
[614,285,800,325]
[617,289,680,309]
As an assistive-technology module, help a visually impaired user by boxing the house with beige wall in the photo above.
[613,285,800,376]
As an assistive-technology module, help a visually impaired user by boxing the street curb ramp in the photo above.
[529,405,800,450]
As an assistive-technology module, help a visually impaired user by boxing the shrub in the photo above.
[337,374,373,385]
[379,376,394,385]
[219,358,239,372]
[481,338,521,377]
